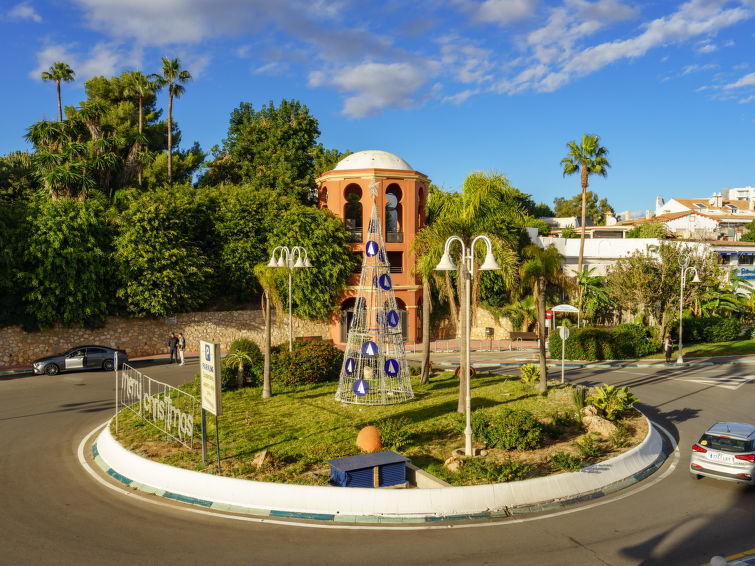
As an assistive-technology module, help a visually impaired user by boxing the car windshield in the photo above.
[699,434,753,453]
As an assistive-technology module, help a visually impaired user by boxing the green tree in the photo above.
[519,244,570,393]
[553,191,615,225]
[501,295,537,332]
[123,71,162,185]
[214,186,300,300]
[560,134,611,273]
[413,172,522,411]
[114,185,215,316]
[0,151,38,202]
[0,202,30,327]
[575,267,614,323]
[606,242,724,343]
[41,61,75,122]
[269,205,355,320]
[156,58,192,183]
[533,202,555,218]
[312,143,351,178]
[20,198,113,329]
[141,142,205,188]
[253,264,284,398]
[200,100,322,201]
[626,222,669,239]
[740,219,755,242]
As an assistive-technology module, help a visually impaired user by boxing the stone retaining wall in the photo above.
[0,310,330,367]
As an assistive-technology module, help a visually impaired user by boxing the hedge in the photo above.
[271,340,343,387]
[548,324,659,361]
[671,317,741,344]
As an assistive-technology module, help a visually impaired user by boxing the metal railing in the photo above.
[385,231,403,243]
[115,364,197,448]
[405,338,538,353]
[348,229,363,242]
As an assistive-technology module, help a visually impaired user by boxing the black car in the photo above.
[32,345,128,376]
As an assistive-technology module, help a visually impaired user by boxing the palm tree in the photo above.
[501,295,537,332]
[254,263,282,398]
[224,350,254,389]
[156,57,191,182]
[520,244,571,394]
[123,70,161,186]
[575,266,613,322]
[41,62,75,122]
[560,134,610,274]
[413,173,522,412]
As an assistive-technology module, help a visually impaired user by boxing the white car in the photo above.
[690,422,755,485]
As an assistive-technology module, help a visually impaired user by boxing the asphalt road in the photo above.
[1,359,753,565]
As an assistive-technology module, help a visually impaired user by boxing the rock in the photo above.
[252,450,273,469]
[444,457,461,473]
[583,405,599,417]
[582,415,618,437]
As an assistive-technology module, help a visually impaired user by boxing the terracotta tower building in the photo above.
[316,150,428,345]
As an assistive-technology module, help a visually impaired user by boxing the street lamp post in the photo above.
[677,250,700,365]
[268,246,312,351]
[435,235,500,457]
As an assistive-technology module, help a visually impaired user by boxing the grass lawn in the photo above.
[642,338,755,359]
[112,371,645,486]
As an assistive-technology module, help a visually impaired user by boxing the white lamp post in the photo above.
[268,246,313,351]
[435,235,500,457]
[677,250,700,364]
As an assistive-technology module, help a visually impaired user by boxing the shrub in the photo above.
[220,338,264,391]
[587,384,639,421]
[377,416,411,451]
[676,317,742,344]
[541,411,575,439]
[461,458,532,483]
[550,452,583,472]
[518,363,539,385]
[609,424,631,448]
[574,434,601,459]
[271,340,343,387]
[471,408,542,451]
[549,324,660,361]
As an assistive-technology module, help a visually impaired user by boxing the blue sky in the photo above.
[2,0,754,214]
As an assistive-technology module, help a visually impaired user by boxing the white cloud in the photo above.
[725,72,755,88]
[310,62,431,118]
[442,89,478,105]
[738,94,755,103]
[31,41,133,81]
[682,63,717,75]
[7,2,42,22]
[696,41,717,53]
[472,0,537,25]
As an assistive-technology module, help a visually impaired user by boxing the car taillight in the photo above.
[692,444,707,453]
[735,454,755,462]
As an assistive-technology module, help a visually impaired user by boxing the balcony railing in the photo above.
[385,231,403,243]
[348,229,363,243]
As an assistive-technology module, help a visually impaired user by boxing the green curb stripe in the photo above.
[163,491,213,507]
[270,510,335,521]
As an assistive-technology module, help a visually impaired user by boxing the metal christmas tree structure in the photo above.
[335,180,414,405]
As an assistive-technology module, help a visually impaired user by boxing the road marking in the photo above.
[673,374,754,390]
[78,421,679,531]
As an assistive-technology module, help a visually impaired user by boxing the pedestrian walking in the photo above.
[168,332,179,364]
[664,334,673,364]
[178,333,186,366]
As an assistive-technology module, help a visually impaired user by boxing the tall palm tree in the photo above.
[520,244,570,394]
[413,173,522,412]
[123,70,161,186]
[41,62,75,122]
[254,263,282,399]
[156,57,191,183]
[560,134,610,275]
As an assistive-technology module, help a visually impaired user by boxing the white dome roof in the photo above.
[333,150,413,171]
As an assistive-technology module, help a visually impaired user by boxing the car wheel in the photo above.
[44,364,60,376]
[103,359,115,371]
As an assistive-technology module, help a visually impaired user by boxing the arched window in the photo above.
[344,184,363,242]
[385,184,403,243]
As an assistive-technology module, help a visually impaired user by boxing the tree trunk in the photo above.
[56,80,62,122]
[137,94,143,186]
[420,276,431,385]
[262,290,272,398]
[578,167,588,275]
[536,280,548,394]
[236,363,244,390]
[167,86,173,183]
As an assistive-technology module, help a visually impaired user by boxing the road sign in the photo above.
[546,309,552,319]
[379,274,392,290]
[199,340,222,416]
[387,310,399,327]
[353,378,369,396]
[559,325,570,340]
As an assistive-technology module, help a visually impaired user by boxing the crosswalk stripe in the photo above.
[675,375,754,390]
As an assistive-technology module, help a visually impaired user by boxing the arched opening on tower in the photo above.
[385,183,403,243]
[344,184,363,243]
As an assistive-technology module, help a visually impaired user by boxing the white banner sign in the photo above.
[200,340,222,416]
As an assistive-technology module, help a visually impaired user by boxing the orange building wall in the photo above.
[316,169,428,345]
